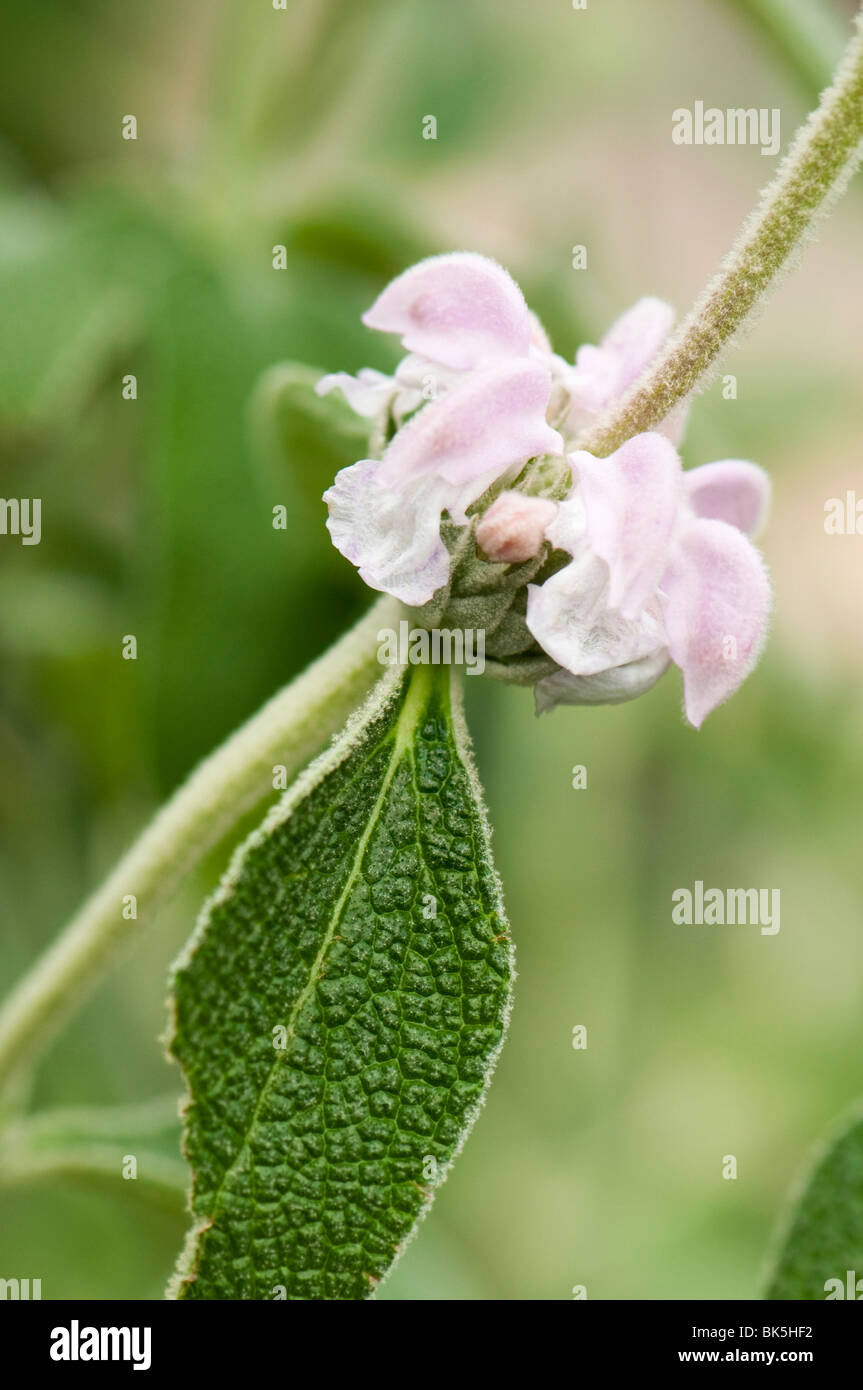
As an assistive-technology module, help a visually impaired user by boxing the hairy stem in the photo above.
[577,8,863,458]
[0,596,400,1094]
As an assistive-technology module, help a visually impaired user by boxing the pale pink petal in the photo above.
[563,345,618,417]
[660,398,690,447]
[376,361,562,493]
[684,459,770,536]
[545,494,587,555]
[316,368,394,418]
[528,311,554,355]
[526,551,667,677]
[572,433,682,620]
[661,517,771,728]
[534,647,671,713]
[324,461,450,606]
[387,354,462,424]
[602,299,689,442]
[600,297,674,394]
[393,354,459,399]
[362,252,532,370]
[565,298,675,423]
[476,493,558,563]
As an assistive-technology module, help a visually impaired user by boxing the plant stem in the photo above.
[576,8,863,458]
[0,1142,188,1212]
[0,595,400,1094]
[0,1094,189,1211]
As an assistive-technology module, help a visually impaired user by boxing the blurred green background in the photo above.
[1,0,862,1300]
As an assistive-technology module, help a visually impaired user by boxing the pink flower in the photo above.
[324,359,562,604]
[320,254,685,608]
[319,251,772,725]
[317,252,538,426]
[322,254,564,604]
[319,254,683,446]
[360,251,534,369]
[553,296,688,444]
[526,437,771,726]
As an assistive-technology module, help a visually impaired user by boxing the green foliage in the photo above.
[168,666,513,1299]
[251,361,371,511]
[1,0,862,1304]
[765,1107,863,1300]
[0,1097,185,1214]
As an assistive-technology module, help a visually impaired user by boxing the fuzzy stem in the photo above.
[0,596,400,1094]
[577,8,863,458]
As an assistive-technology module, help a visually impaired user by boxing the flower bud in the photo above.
[475,493,558,563]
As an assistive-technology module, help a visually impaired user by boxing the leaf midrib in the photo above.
[185,667,431,1287]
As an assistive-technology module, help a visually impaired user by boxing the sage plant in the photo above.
[1,8,863,1303]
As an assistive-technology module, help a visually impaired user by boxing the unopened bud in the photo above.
[476,493,558,563]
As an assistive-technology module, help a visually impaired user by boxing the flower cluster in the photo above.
[320,253,770,727]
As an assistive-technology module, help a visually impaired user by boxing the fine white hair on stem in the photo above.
[576,8,863,459]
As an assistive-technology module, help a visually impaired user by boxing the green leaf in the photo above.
[0,192,141,429]
[764,1104,863,1299]
[168,664,513,1300]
